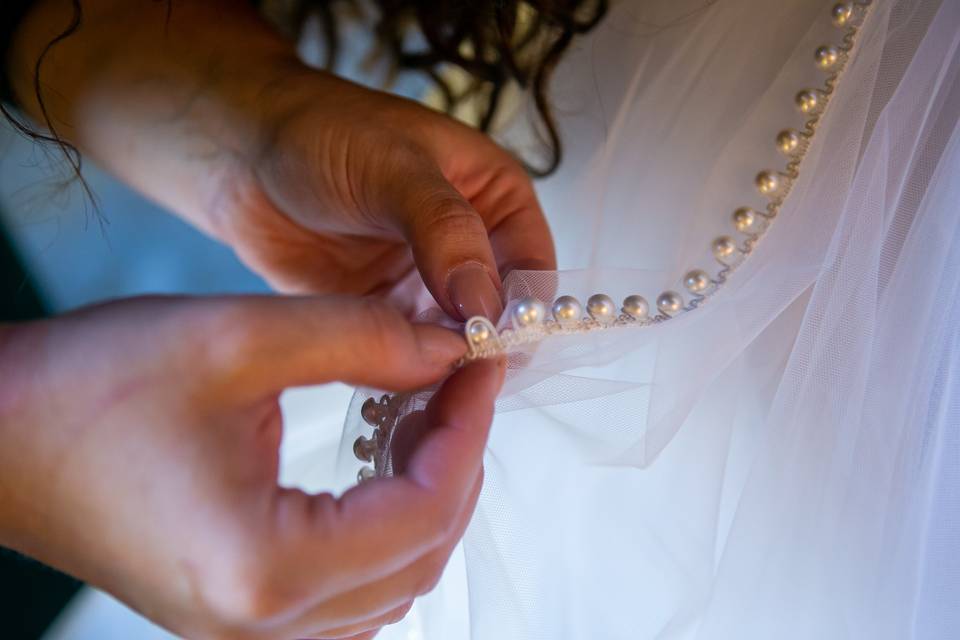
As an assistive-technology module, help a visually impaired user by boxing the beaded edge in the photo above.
[460,0,875,364]
[354,1,875,482]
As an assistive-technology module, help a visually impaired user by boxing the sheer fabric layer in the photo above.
[292,0,960,637]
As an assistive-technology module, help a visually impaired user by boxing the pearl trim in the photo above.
[354,1,874,479]
[457,0,874,365]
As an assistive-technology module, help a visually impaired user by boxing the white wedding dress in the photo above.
[48,0,960,638]
[330,0,960,638]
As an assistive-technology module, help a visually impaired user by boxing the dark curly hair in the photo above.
[3,0,607,199]
[273,0,608,174]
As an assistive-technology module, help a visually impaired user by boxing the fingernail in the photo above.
[446,263,503,322]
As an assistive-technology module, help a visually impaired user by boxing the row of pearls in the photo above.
[456,1,873,363]
[355,1,875,475]
[353,393,407,483]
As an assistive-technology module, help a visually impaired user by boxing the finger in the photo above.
[200,295,466,394]
[303,630,381,640]
[472,171,557,276]
[264,359,504,609]
[336,631,380,640]
[428,136,555,304]
[291,470,483,639]
[489,206,557,275]
[488,198,559,341]
[303,604,403,638]
[405,358,503,491]
[374,148,504,322]
[388,409,427,477]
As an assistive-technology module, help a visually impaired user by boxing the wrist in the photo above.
[7,0,307,237]
[0,320,44,551]
[0,321,30,420]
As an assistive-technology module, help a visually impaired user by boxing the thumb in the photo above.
[206,295,466,394]
[380,153,504,322]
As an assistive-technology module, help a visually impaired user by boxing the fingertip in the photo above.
[470,356,508,392]
[445,262,504,322]
[411,323,467,369]
[431,357,506,426]
[404,357,505,491]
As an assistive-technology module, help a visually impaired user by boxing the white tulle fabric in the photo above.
[293,0,960,637]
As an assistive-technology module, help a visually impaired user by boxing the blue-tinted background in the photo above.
[0,121,269,313]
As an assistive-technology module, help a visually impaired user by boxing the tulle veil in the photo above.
[285,0,960,637]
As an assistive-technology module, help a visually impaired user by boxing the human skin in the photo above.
[2,0,552,637]
[6,0,556,319]
[0,296,505,639]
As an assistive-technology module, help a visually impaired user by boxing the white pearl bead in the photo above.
[755,171,780,195]
[467,319,492,345]
[353,435,377,462]
[586,294,617,323]
[657,291,684,316]
[683,269,712,295]
[776,129,801,155]
[796,90,819,114]
[711,236,739,263]
[551,295,582,325]
[511,296,546,329]
[622,295,649,321]
[732,207,755,232]
[831,2,853,26]
[732,207,768,234]
[357,466,375,483]
[815,45,840,70]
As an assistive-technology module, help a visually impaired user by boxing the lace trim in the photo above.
[355,1,875,482]
[460,1,874,363]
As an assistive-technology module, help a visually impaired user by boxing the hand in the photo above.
[8,0,555,323]
[0,296,505,639]
[214,70,556,321]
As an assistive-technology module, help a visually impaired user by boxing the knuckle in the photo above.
[350,298,414,366]
[418,198,484,239]
[423,500,462,543]
[209,570,283,626]
[199,305,263,373]
[387,601,415,625]
[198,538,289,626]
[413,556,448,597]
[376,140,487,243]
[382,137,432,170]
